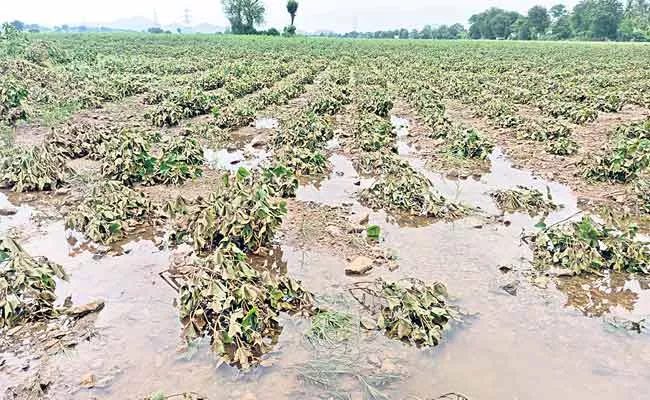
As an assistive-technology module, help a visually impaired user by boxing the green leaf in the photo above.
[108,222,121,233]
[534,221,547,230]
[366,225,381,240]
[236,167,250,180]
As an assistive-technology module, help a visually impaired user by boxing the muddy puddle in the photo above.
[204,147,271,173]
[2,126,650,399]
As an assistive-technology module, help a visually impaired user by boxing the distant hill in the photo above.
[102,16,155,31]
[90,17,225,33]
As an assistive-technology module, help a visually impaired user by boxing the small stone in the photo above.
[358,213,370,225]
[353,180,361,186]
[335,171,344,177]
[79,373,96,389]
[347,225,365,234]
[345,256,374,275]
[250,133,270,148]
[66,300,105,318]
[360,317,378,330]
[549,268,575,277]
[498,265,513,273]
[446,170,459,179]
[0,206,17,216]
[325,225,341,237]
[501,281,519,296]
[240,392,256,400]
[94,375,114,388]
[55,188,71,196]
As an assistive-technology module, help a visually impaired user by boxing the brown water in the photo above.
[2,125,650,400]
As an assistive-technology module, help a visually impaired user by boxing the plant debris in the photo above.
[633,177,650,214]
[0,144,69,192]
[260,165,299,198]
[490,186,558,216]
[360,158,467,220]
[170,243,314,369]
[65,181,156,244]
[350,278,456,347]
[0,236,67,327]
[305,310,354,348]
[445,127,494,160]
[529,216,650,275]
[166,171,286,253]
[352,113,397,152]
[582,137,650,183]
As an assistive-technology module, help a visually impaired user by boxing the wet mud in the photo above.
[2,104,649,400]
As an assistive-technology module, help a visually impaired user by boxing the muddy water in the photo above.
[2,137,650,399]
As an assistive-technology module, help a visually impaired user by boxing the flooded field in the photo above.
[2,34,650,400]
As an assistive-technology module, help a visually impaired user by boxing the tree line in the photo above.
[468,0,650,41]
[5,0,650,41]
[328,0,649,41]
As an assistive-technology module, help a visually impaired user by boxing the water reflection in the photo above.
[204,147,270,172]
[556,273,650,319]
[254,117,279,129]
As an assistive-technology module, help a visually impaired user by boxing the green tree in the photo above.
[449,23,466,39]
[283,25,296,36]
[491,14,513,38]
[420,24,433,39]
[222,0,265,34]
[572,0,624,40]
[287,0,298,26]
[469,8,522,39]
[550,4,568,19]
[528,6,551,36]
[9,21,25,32]
[619,0,650,40]
[512,17,532,39]
[552,14,574,38]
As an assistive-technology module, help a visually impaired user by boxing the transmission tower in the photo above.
[153,9,160,27]
[183,8,192,26]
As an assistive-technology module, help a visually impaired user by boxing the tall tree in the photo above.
[572,0,624,40]
[420,24,433,39]
[9,20,25,32]
[221,0,265,34]
[552,14,574,38]
[469,8,522,39]
[550,4,568,19]
[620,0,650,39]
[287,0,298,26]
[528,6,551,35]
[449,23,466,39]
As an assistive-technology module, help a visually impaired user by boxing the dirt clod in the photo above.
[346,256,374,275]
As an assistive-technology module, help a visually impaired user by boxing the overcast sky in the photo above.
[3,0,581,32]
